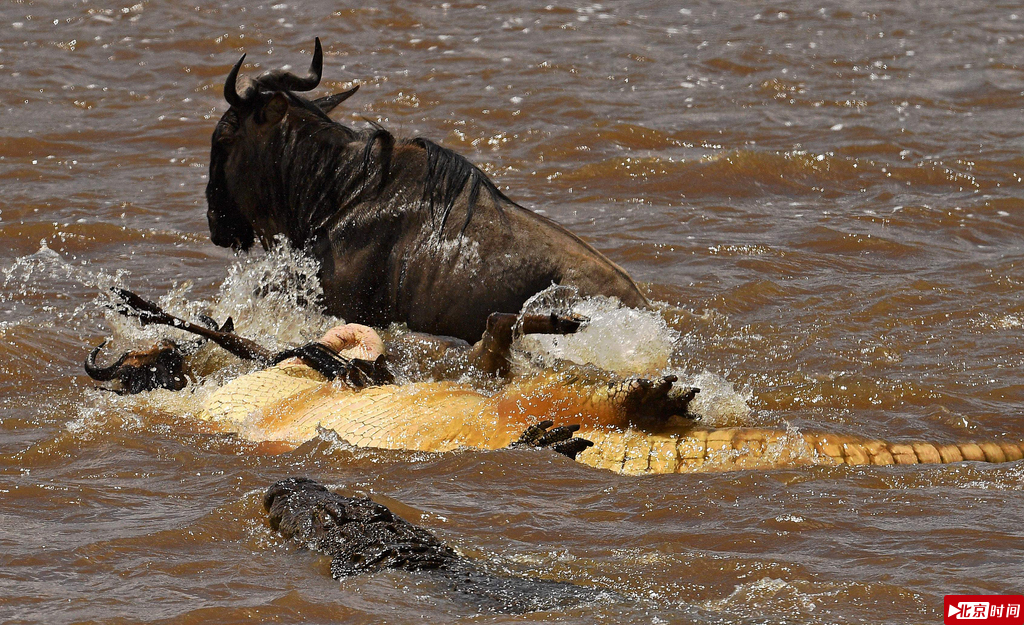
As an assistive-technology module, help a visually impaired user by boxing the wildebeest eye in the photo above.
[213,111,240,146]
[215,131,236,148]
[214,124,236,147]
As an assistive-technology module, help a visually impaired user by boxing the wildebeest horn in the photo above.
[255,37,323,92]
[314,85,359,113]
[84,340,127,382]
[224,53,247,107]
[297,37,324,91]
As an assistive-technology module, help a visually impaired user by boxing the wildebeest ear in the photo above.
[314,85,359,114]
[260,92,289,126]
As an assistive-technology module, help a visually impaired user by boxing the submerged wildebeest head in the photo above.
[206,38,648,341]
[85,306,240,394]
[85,339,187,394]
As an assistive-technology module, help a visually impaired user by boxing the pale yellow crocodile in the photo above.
[198,329,1024,476]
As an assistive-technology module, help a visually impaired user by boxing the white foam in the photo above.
[210,241,341,353]
[702,577,822,615]
[514,286,678,375]
[513,285,752,425]
[685,370,752,427]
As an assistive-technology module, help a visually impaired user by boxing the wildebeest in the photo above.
[206,38,648,342]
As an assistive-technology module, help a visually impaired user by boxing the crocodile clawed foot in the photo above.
[617,375,700,423]
[509,420,594,460]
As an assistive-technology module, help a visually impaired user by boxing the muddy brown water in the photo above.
[3,1,1024,623]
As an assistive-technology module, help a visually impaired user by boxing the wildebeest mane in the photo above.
[412,137,512,237]
[293,122,395,243]
[282,100,512,243]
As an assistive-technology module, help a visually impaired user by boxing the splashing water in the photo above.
[14,241,752,432]
[1,241,130,333]
[0,242,344,432]
[207,240,341,353]
[515,285,679,374]
[700,577,823,618]
[513,285,752,426]
[106,243,345,419]
[686,370,753,427]
[95,242,341,360]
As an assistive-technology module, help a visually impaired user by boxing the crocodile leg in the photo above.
[508,420,594,460]
[613,375,700,425]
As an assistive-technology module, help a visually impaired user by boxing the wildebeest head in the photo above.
[84,339,187,394]
[206,37,360,251]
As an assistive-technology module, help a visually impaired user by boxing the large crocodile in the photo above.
[198,345,1024,476]
[264,477,607,613]
[93,290,1024,475]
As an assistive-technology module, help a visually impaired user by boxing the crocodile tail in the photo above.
[795,432,1024,468]
[574,427,1024,475]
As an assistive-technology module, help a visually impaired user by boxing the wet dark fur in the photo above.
[84,339,186,394]
[84,308,235,394]
[264,478,605,613]
[207,41,648,342]
[211,115,503,250]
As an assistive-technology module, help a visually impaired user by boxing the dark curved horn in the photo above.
[313,85,359,113]
[256,37,323,92]
[84,341,127,382]
[292,36,323,91]
[224,53,246,107]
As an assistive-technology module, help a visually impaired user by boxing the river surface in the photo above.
[3,1,1024,623]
